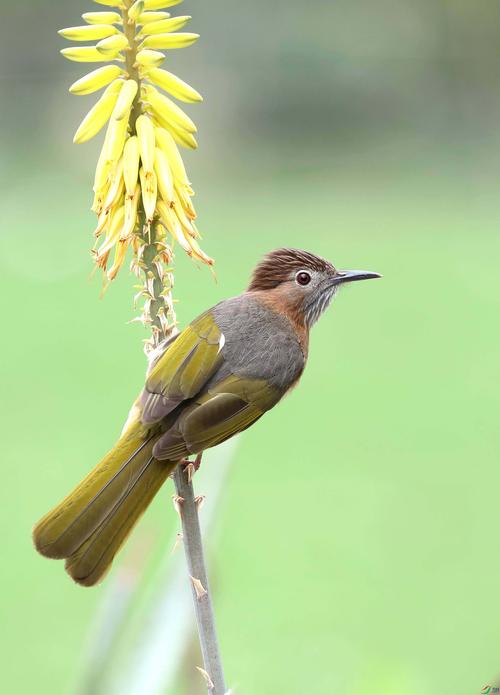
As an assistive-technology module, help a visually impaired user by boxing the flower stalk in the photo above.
[60,0,213,352]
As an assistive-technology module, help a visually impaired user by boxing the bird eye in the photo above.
[296,271,311,286]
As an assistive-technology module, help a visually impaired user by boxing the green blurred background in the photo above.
[2,1,500,693]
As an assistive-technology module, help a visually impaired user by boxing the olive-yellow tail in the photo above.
[32,420,176,586]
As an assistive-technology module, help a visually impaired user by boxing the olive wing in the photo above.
[141,312,224,425]
[152,375,282,460]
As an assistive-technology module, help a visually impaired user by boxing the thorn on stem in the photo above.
[190,575,208,600]
[196,666,214,691]
[172,494,184,515]
[184,461,196,483]
[194,494,206,511]
[171,532,183,554]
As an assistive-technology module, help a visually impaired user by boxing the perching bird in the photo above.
[33,248,380,586]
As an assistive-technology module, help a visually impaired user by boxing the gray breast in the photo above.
[210,294,305,392]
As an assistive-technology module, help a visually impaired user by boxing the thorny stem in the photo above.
[173,464,227,695]
[123,3,227,690]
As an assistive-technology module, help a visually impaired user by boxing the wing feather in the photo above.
[152,377,281,460]
[141,312,223,425]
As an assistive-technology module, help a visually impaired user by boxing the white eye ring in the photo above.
[295,270,311,286]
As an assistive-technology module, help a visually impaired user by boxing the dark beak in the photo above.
[332,269,382,286]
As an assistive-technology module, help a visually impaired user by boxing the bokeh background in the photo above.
[2,1,500,693]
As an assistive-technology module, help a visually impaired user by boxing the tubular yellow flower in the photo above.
[69,65,123,95]
[174,193,198,237]
[136,114,156,171]
[61,0,212,345]
[61,46,119,62]
[93,148,113,200]
[107,237,131,281]
[96,204,125,260]
[139,167,158,221]
[146,67,202,103]
[174,181,196,219]
[137,11,171,24]
[96,33,128,55]
[103,157,125,211]
[138,16,191,35]
[154,147,175,204]
[103,114,129,165]
[124,184,141,237]
[157,200,191,253]
[123,136,140,197]
[112,79,138,119]
[152,110,198,149]
[74,79,123,143]
[59,24,119,41]
[135,48,165,66]
[82,11,122,24]
[155,127,189,185]
[187,236,214,266]
[140,32,199,50]
[143,84,197,132]
[128,0,145,21]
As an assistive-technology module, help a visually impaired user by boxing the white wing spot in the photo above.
[218,332,226,354]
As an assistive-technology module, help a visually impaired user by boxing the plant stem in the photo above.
[173,465,227,695]
[122,5,227,690]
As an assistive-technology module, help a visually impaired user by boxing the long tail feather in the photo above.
[64,456,175,586]
[33,420,176,582]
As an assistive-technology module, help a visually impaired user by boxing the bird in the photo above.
[33,248,380,586]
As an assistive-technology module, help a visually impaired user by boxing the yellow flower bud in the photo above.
[136,115,156,171]
[137,11,171,24]
[69,65,123,95]
[96,33,129,56]
[154,147,175,204]
[103,158,125,211]
[58,24,119,41]
[146,67,202,103]
[123,136,141,197]
[140,32,199,50]
[112,79,138,120]
[139,167,158,221]
[143,84,196,133]
[150,109,197,149]
[74,80,124,143]
[61,46,118,62]
[136,48,165,66]
[82,11,122,25]
[154,127,189,186]
[139,16,191,35]
[129,0,145,21]
[103,114,129,164]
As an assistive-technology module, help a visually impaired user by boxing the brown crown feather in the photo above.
[248,248,335,291]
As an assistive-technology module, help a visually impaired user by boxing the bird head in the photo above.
[248,248,381,326]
